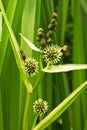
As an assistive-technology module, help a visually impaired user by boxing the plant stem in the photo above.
[23,91,33,130]
[32,115,38,129]
[33,54,50,92]
[33,71,45,92]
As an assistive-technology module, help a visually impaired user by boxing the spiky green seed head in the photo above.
[24,57,38,75]
[33,99,48,116]
[43,44,63,64]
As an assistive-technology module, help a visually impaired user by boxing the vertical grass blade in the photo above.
[0,12,2,40]
[0,1,33,130]
[0,0,18,74]
[0,92,3,130]
[55,0,70,130]
[72,0,87,130]
[21,0,42,129]
[61,0,69,44]
[80,0,87,14]
[0,45,20,130]
[80,1,87,129]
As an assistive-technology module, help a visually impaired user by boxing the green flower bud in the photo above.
[40,38,46,46]
[37,31,44,37]
[48,24,54,30]
[51,12,58,19]
[52,21,58,27]
[46,30,54,37]
[61,45,68,52]
[47,38,53,44]
[50,18,56,24]
[36,36,41,42]
[37,28,44,33]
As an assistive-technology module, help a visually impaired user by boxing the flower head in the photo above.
[43,44,63,64]
[24,57,38,75]
[33,99,48,116]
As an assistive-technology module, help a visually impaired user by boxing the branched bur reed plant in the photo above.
[19,12,87,130]
[0,1,87,129]
[20,12,68,129]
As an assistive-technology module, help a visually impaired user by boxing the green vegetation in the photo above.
[0,0,87,130]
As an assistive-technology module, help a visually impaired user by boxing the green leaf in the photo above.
[80,0,87,14]
[54,1,71,130]
[0,0,18,74]
[84,118,87,130]
[32,80,87,130]
[0,47,20,130]
[0,12,2,40]
[19,33,40,52]
[0,92,3,130]
[61,0,69,44]
[20,0,42,130]
[0,1,26,130]
[42,64,87,73]
[0,1,32,93]
[72,0,87,129]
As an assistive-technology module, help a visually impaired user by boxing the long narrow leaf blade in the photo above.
[72,0,86,129]
[19,33,40,52]
[0,12,2,40]
[0,0,18,74]
[80,0,87,14]
[42,64,87,73]
[0,1,32,92]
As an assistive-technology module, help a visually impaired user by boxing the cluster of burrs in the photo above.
[36,12,68,65]
[36,28,46,46]
[46,12,58,44]
[36,12,58,46]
